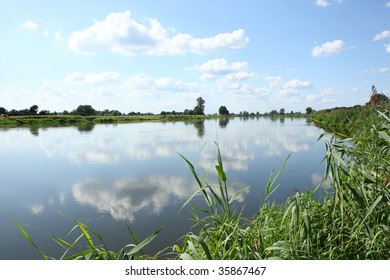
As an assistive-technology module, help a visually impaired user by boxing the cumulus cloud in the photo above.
[126,74,198,92]
[68,10,249,56]
[385,44,390,53]
[23,20,39,31]
[365,67,390,73]
[315,0,342,7]
[386,2,390,7]
[194,58,255,81]
[312,40,345,57]
[283,79,313,90]
[197,58,248,75]
[66,71,119,84]
[373,30,390,41]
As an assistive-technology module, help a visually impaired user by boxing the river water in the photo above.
[0,117,328,259]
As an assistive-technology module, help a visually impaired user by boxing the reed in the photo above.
[174,110,389,260]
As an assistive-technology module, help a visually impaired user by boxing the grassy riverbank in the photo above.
[310,104,389,137]
[15,108,389,260]
[0,114,220,128]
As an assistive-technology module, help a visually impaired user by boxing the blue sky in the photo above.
[0,0,389,114]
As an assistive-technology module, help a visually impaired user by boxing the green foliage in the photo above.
[218,106,229,115]
[193,97,205,115]
[15,214,164,260]
[175,110,389,260]
[306,107,313,114]
[73,105,96,116]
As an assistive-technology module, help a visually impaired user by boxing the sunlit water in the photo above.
[0,117,328,259]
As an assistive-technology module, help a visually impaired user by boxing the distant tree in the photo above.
[269,110,278,115]
[29,105,39,115]
[279,108,285,115]
[218,105,229,115]
[306,107,313,114]
[184,109,194,115]
[0,107,7,115]
[193,97,205,115]
[74,105,96,116]
[110,110,122,116]
[39,110,50,115]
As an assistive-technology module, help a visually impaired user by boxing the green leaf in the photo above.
[126,226,164,257]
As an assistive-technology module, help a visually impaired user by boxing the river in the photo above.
[0,117,328,259]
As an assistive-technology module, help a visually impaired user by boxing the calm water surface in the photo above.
[0,117,328,259]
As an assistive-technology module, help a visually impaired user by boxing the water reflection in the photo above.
[218,118,230,129]
[71,174,249,222]
[0,117,326,259]
[29,127,39,136]
[184,120,205,138]
[77,123,95,133]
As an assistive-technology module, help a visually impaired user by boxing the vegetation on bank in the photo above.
[310,86,389,137]
[0,114,222,128]
[16,106,389,260]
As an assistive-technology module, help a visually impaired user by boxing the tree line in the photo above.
[0,97,315,117]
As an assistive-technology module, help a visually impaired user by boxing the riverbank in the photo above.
[0,114,220,128]
[310,104,389,137]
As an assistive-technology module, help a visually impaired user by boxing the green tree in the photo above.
[0,107,7,115]
[218,105,229,115]
[29,105,39,115]
[279,108,285,115]
[306,107,313,114]
[193,97,205,115]
[74,105,96,116]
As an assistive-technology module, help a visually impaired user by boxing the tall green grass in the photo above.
[15,213,163,260]
[174,110,389,260]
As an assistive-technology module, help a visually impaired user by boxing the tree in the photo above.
[0,107,7,115]
[74,105,96,116]
[193,97,205,115]
[279,108,285,115]
[306,107,313,114]
[218,105,229,115]
[29,105,39,115]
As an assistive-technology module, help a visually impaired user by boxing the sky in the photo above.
[0,0,389,114]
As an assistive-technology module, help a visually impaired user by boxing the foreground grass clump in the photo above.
[16,110,389,260]
[174,110,389,260]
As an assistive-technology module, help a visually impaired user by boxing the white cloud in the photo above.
[66,71,119,84]
[126,74,198,92]
[312,40,345,57]
[23,20,39,31]
[195,58,255,80]
[315,0,331,7]
[386,2,390,7]
[68,10,249,56]
[197,58,248,75]
[225,71,256,81]
[54,31,64,42]
[365,67,390,73]
[385,44,390,53]
[283,79,313,90]
[373,30,390,41]
[315,0,342,7]
[305,88,338,103]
